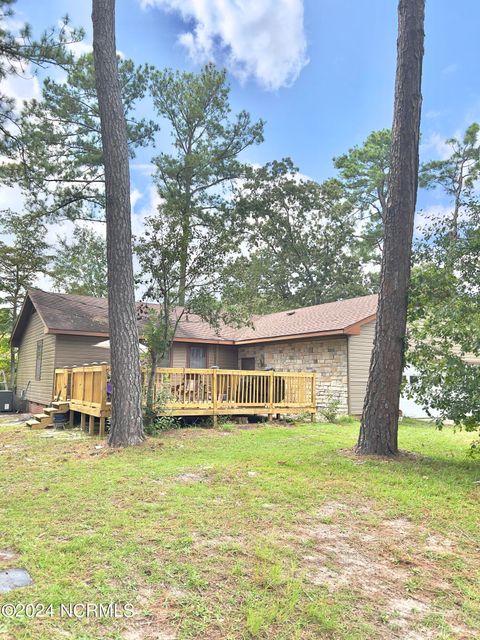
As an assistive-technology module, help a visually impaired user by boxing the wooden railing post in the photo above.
[268,370,274,422]
[212,368,218,428]
[99,364,108,412]
[311,373,317,422]
[65,368,72,400]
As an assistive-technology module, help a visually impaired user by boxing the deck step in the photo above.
[51,402,70,411]
[26,419,42,429]
[44,406,59,415]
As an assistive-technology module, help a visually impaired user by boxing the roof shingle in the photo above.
[13,289,377,345]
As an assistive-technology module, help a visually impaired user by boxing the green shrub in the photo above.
[145,413,180,436]
[321,396,341,423]
[143,387,180,435]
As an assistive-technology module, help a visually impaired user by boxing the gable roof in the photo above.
[233,295,378,343]
[11,288,378,347]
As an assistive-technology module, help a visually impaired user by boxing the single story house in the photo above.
[11,288,378,415]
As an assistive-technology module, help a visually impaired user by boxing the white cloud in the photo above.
[130,188,142,209]
[140,0,308,90]
[0,56,42,117]
[420,131,456,161]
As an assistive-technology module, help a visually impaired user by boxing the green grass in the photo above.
[0,419,478,639]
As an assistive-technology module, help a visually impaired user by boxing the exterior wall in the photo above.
[238,337,349,414]
[171,342,238,369]
[15,310,56,407]
[55,335,112,367]
[347,320,375,415]
[212,344,238,369]
[54,339,238,370]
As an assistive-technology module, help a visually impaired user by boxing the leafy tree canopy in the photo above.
[407,124,480,431]
[334,128,391,263]
[50,224,107,297]
[3,52,156,221]
[408,208,480,430]
[149,62,264,305]
[0,0,83,148]
[0,212,50,384]
[226,158,376,312]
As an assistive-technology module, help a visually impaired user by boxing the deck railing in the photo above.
[150,367,316,415]
[53,368,71,401]
[54,365,316,420]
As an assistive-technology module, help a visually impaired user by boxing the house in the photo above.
[11,288,378,415]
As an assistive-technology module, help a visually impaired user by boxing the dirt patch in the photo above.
[174,471,209,483]
[292,500,477,639]
[0,414,30,425]
[299,519,411,596]
[122,626,176,640]
[425,534,455,554]
[387,597,436,640]
[121,588,180,640]
[339,448,426,463]
[0,549,18,562]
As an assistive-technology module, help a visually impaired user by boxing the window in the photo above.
[190,346,207,368]
[35,340,43,381]
[241,357,256,370]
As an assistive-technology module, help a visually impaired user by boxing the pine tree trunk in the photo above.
[92,0,145,446]
[357,0,425,456]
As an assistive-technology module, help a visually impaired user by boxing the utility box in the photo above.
[0,390,13,412]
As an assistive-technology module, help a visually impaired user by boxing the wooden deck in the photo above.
[52,365,317,434]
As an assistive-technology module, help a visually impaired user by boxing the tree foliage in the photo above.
[3,52,156,221]
[226,158,376,312]
[334,128,391,263]
[50,224,107,297]
[0,212,50,384]
[407,124,480,431]
[420,123,480,240]
[149,63,264,305]
[0,0,83,148]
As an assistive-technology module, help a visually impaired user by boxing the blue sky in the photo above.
[8,0,480,223]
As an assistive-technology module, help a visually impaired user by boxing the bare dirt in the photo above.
[292,500,477,639]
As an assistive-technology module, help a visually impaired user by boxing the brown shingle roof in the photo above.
[12,289,377,346]
[233,294,378,343]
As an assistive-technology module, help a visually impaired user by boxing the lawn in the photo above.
[0,418,478,640]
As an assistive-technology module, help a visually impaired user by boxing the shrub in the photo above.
[321,396,341,423]
[146,413,180,436]
[143,387,180,435]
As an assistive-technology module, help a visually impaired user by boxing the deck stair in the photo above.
[26,402,71,430]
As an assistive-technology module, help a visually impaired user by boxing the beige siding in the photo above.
[215,345,238,369]
[55,339,239,370]
[16,311,56,405]
[347,320,376,415]
[55,335,112,368]
[170,342,238,368]
[171,343,188,367]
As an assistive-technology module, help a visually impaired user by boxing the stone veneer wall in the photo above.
[238,337,349,415]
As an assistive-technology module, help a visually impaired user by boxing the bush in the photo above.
[145,413,180,436]
[321,396,341,423]
[143,388,180,435]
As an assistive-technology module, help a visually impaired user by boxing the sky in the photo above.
[2,0,480,252]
